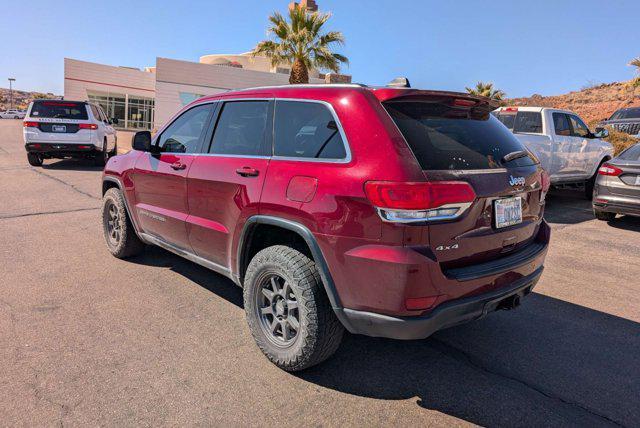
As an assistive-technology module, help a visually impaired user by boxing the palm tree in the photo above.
[252,5,348,84]
[629,57,640,74]
[465,81,506,101]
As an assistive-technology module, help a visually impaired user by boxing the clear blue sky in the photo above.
[2,0,639,98]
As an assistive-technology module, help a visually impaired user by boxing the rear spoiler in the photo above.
[373,89,499,116]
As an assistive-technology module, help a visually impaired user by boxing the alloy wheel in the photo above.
[105,201,122,246]
[256,274,300,347]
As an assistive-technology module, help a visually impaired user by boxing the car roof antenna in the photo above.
[387,77,411,88]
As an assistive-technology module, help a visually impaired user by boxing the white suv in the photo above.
[23,100,117,167]
[0,109,26,119]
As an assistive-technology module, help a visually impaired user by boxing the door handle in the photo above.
[236,167,259,177]
[170,162,187,170]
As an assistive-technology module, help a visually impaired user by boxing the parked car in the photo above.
[23,100,118,167]
[0,109,26,119]
[494,106,613,198]
[593,142,640,220]
[598,107,640,137]
[101,84,551,371]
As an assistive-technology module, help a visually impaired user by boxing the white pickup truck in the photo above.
[494,106,613,198]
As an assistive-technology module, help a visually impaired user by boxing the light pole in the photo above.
[8,78,16,110]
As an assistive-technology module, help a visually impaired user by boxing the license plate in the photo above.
[494,197,523,229]
[52,125,66,132]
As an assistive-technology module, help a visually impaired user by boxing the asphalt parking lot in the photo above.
[1,119,639,427]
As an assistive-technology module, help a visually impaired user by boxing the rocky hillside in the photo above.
[0,88,60,111]
[507,80,640,125]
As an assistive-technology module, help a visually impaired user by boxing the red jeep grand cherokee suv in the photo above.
[101,84,550,371]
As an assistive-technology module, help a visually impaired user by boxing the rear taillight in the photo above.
[79,123,98,130]
[540,170,551,202]
[364,181,476,223]
[23,121,38,128]
[598,163,622,176]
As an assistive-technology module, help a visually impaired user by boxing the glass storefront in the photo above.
[87,91,155,130]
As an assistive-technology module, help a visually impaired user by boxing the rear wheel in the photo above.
[243,245,344,371]
[594,210,616,221]
[94,139,108,167]
[102,187,145,258]
[27,152,43,167]
[585,159,607,199]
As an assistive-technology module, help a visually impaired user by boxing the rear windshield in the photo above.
[385,101,537,170]
[609,108,640,120]
[495,111,543,134]
[618,143,640,161]
[30,101,88,120]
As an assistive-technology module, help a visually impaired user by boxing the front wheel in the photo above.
[27,152,43,167]
[243,245,344,371]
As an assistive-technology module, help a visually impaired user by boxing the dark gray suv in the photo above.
[599,107,640,137]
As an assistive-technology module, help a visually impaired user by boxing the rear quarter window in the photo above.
[30,101,88,120]
[385,101,537,170]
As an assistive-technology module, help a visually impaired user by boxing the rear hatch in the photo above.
[25,101,93,143]
[382,94,546,271]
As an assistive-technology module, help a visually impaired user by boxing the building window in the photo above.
[87,91,155,130]
[179,92,206,107]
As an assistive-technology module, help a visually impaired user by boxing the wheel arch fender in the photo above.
[102,176,145,241]
[237,215,355,332]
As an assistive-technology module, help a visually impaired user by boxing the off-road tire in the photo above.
[594,210,616,222]
[244,245,344,371]
[102,187,145,258]
[27,152,43,167]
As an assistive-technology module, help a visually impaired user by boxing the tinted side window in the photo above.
[513,112,543,134]
[157,104,213,153]
[569,115,590,138]
[210,101,270,156]
[553,113,571,136]
[274,101,347,159]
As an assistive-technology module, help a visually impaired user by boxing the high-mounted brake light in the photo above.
[23,121,39,128]
[598,163,622,176]
[503,107,518,112]
[79,123,98,130]
[41,102,78,107]
[452,99,477,107]
[364,181,476,223]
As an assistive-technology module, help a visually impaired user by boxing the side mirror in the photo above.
[132,131,152,152]
[110,118,119,125]
[594,127,609,139]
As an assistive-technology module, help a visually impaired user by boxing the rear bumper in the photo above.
[25,143,99,157]
[593,198,640,217]
[339,266,542,340]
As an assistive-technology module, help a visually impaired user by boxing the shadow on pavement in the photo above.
[42,158,103,172]
[298,294,639,426]
[543,188,595,226]
[605,215,640,232]
[128,247,638,426]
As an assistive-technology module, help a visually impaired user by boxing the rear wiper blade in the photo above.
[502,150,529,163]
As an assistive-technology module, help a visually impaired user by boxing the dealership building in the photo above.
[63,51,350,131]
